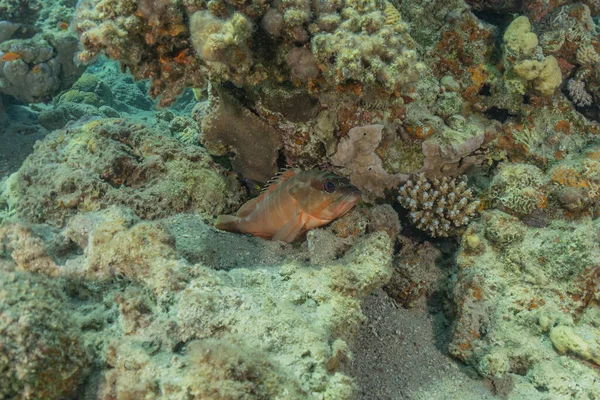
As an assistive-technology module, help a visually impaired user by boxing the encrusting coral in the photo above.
[0,117,244,226]
[72,0,423,105]
[398,173,480,237]
[489,163,549,217]
[0,0,85,103]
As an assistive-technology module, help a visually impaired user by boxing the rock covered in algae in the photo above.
[0,117,244,226]
[0,268,89,399]
[449,210,600,398]
[0,198,394,398]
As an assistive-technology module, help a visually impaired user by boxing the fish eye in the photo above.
[324,180,336,193]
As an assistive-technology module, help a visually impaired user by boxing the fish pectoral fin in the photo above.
[236,196,262,218]
[272,214,306,243]
[216,214,243,233]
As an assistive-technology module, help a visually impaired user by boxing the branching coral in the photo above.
[567,79,593,107]
[398,173,480,237]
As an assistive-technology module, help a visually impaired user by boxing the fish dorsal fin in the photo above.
[260,168,297,195]
[236,168,297,218]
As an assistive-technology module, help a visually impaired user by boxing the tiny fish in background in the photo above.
[216,169,361,243]
[57,21,70,31]
[1,52,20,62]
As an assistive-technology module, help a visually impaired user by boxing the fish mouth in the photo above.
[338,189,362,207]
[346,188,362,202]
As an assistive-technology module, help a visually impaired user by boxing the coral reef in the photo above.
[0,0,84,103]
[4,0,600,398]
[450,213,600,398]
[73,0,422,105]
[0,117,244,226]
[0,204,394,398]
[398,173,480,237]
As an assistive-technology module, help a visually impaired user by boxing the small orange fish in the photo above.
[58,21,69,31]
[216,169,361,243]
[32,65,41,74]
[1,52,20,62]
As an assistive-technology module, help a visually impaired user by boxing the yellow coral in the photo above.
[504,16,538,56]
[383,1,404,32]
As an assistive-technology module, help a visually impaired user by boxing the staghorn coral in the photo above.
[398,173,480,237]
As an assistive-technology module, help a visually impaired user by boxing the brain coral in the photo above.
[489,163,549,216]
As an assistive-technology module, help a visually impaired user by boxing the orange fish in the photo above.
[216,169,362,243]
[1,52,20,62]
[58,21,69,31]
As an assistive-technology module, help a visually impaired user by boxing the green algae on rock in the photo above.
[450,213,600,398]
[0,204,394,398]
[0,268,89,399]
[0,118,244,227]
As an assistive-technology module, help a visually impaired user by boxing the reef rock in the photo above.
[0,117,245,226]
[450,212,600,398]
[0,204,394,398]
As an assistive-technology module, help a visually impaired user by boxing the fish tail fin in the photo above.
[215,215,243,233]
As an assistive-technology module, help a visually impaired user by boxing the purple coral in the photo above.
[567,79,593,107]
